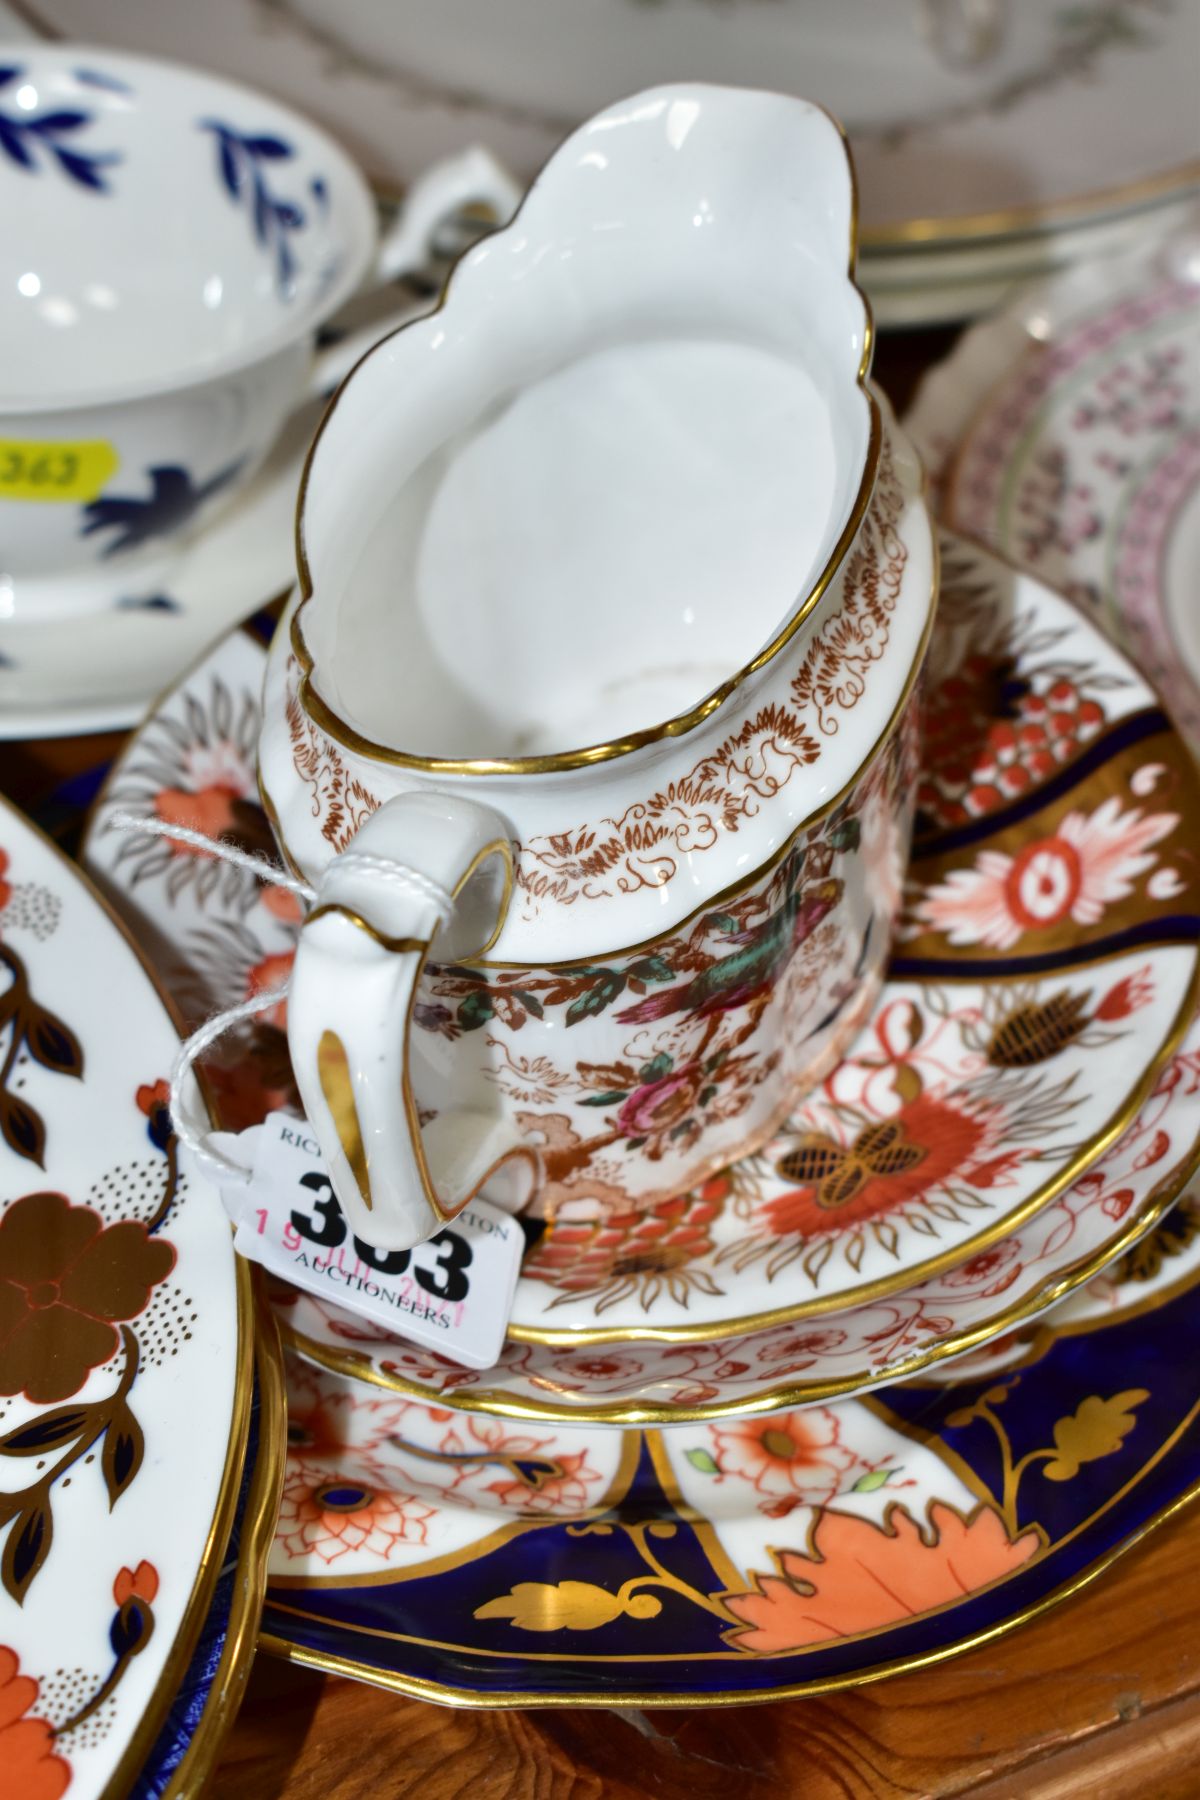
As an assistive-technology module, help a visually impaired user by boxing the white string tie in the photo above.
[105,810,454,1184]
[330,849,454,925]
[108,811,317,901]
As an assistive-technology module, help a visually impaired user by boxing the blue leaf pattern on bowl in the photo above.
[200,118,315,295]
[0,66,121,192]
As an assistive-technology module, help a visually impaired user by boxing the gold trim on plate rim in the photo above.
[261,1269,1200,1700]
[9,2,1196,263]
[277,1114,1200,1422]
[255,1473,1200,1708]
[904,1204,1200,1389]
[859,158,1200,253]
[160,1283,287,1800]
[505,1099,1200,1358]
[271,1381,1200,1648]
[0,795,260,1800]
[101,1253,253,1800]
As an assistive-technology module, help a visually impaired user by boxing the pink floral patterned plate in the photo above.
[81,533,1200,1417]
[907,232,1200,744]
[0,794,253,1800]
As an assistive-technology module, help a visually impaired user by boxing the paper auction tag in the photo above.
[219,1113,523,1370]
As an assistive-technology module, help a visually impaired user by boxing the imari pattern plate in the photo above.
[83,535,1200,1417]
[258,1236,1200,1706]
[0,797,252,1800]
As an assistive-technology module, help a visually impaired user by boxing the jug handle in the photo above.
[307,147,522,399]
[286,791,540,1253]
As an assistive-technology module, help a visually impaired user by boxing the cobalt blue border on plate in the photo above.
[260,1271,1200,1705]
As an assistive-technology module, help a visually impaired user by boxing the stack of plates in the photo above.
[24,0,1200,324]
[81,513,1200,1704]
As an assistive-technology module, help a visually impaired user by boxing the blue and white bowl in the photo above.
[0,46,516,617]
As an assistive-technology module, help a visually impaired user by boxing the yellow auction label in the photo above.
[0,439,119,503]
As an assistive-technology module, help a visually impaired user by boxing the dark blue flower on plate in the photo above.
[0,64,121,192]
[200,117,312,294]
[80,460,246,558]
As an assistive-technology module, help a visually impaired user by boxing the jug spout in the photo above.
[291,83,877,780]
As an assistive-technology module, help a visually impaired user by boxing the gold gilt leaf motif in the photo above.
[777,1120,928,1210]
[474,1580,661,1631]
[939,1379,1153,1534]
[891,1061,924,1104]
[1043,1390,1151,1482]
[1113,1200,1200,1284]
[986,989,1092,1067]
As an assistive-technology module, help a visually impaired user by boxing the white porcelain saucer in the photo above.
[0,395,318,740]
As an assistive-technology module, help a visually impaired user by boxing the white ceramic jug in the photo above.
[259,85,937,1250]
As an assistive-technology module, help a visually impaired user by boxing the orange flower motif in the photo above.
[711,1409,858,1509]
[915,799,1177,950]
[113,1560,158,1607]
[246,951,295,1033]
[724,1501,1039,1652]
[0,1191,175,1403]
[135,1080,170,1118]
[153,784,241,855]
[765,1095,991,1237]
[1094,969,1154,1022]
[277,1462,435,1567]
[0,1645,70,1800]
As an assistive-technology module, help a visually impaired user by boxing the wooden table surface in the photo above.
[7,329,1200,1800]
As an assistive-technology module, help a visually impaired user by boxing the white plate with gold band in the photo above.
[27,0,1200,290]
[0,795,249,1797]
